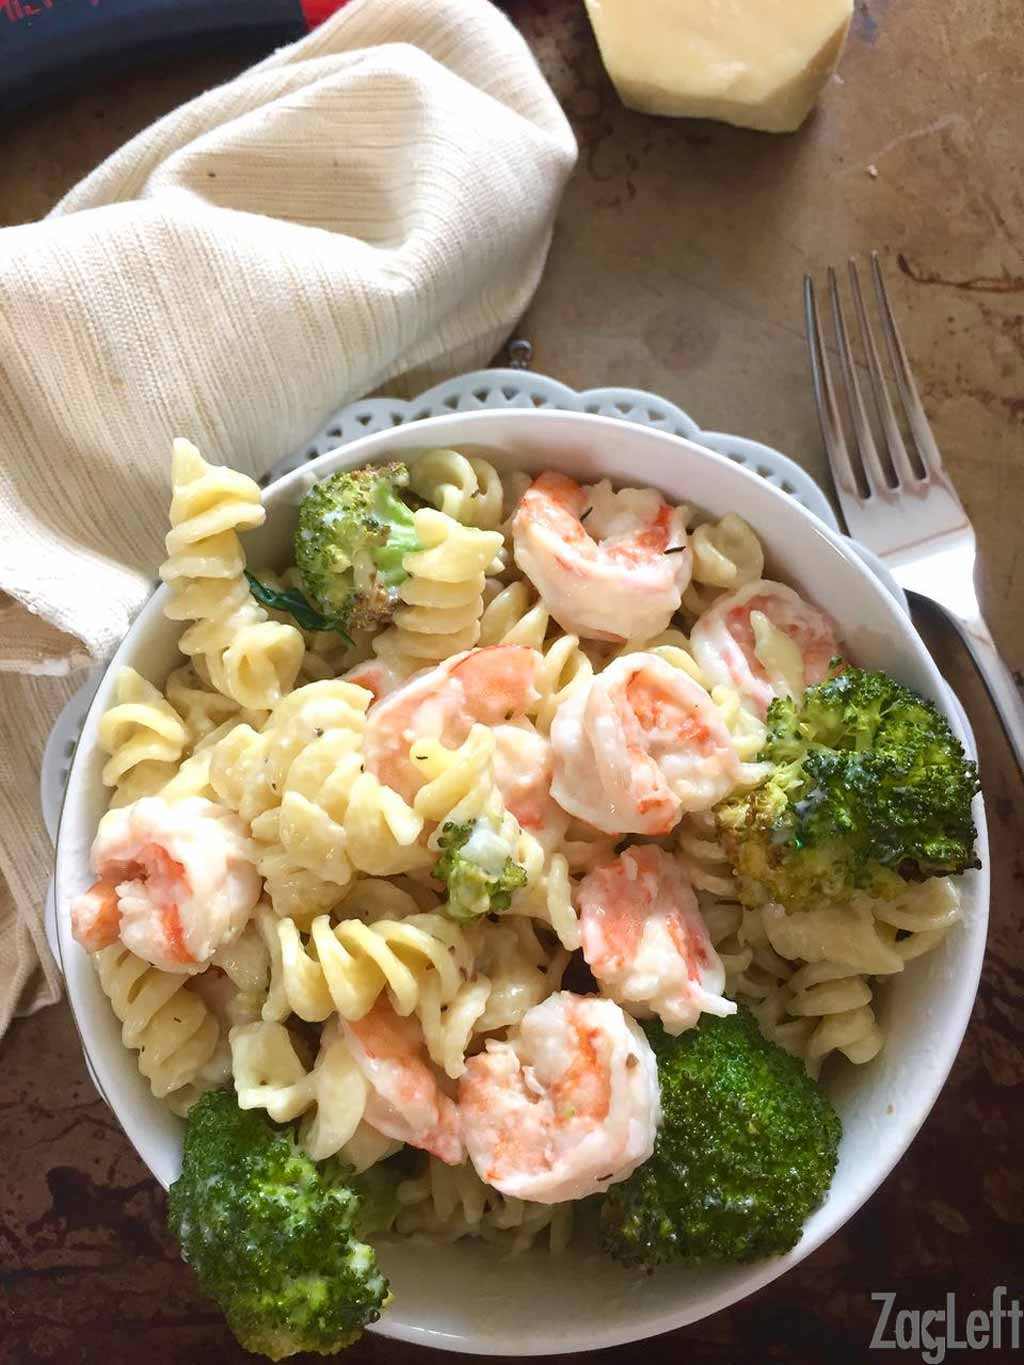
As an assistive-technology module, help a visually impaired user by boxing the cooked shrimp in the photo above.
[70,796,260,973]
[458,991,660,1203]
[491,718,568,845]
[550,653,741,836]
[341,1001,464,1166]
[512,473,691,643]
[578,845,736,1034]
[362,645,538,806]
[690,579,839,717]
[342,657,402,703]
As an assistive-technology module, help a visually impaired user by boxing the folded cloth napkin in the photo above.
[0,0,576,1034]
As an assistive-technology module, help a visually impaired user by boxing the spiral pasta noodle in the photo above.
[276,911,475,1025]
[230,1017,372,1162]
[164,663,245,748]
[408,449,505,531]
[680,512,765,618]
[677,810,738,898]
[210,901,290,1024]
[691,513,765,590]
[468,918,570,1034]
[872,877,962,962]
[784,961,883,1076]
[160,439,304,711]
[478,580,592,732]
[410,725,540,867]
[210,677,426,918]
[372,508,502,672]
[254,732,429,919]
[98,666,187,805]
[340,876,441,922]
[676,813,878,1074]
[93,943,220,1106]
[395,1157,573,1254]
[409,726,579,950]
[417,973,493,1079]
[251,564,363,681]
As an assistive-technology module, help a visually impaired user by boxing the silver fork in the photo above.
[805,252,1024,777]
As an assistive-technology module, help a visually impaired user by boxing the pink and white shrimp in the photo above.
[341,1001,464,1166]
[690,579,839,717]
[70,796,260,973]
[577,845,735,1035]
[512,473,691,643]
[342,657,402,704]
[363,645,559,836]
[490,717,568,845]
[550,652,742,836]
[459,991,660,1203]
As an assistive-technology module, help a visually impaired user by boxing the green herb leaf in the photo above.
[245,571,353,645]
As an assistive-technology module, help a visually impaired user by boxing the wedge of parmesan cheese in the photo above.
[584,0,853,133]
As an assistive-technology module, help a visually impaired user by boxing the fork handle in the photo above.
[909,592,1024,781]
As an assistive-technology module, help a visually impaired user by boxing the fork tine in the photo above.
[803,275,863,501]
[870,252,943,480]
[849,259,920,488]
[828,266,890,498]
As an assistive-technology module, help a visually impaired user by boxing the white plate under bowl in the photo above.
[54,410,988,1356]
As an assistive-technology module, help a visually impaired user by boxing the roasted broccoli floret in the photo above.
[294,462,420,631]
[716,664,980,913]
[167,1091,390,1361]
[433,819,528,921]
[601,1010,841,1268]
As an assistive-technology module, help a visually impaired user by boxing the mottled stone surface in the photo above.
[2,2,1023,1361]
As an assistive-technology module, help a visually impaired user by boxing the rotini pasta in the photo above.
[872,877,962,962]
[372,508,502,671]
[250,564,362,681]
[478,580,592,732]
[276,911,475,1025]
[679,513,765,619]
[408,449,505,531]
[94,943,220,1105]
[678,812,884,1075]
[160,439,304,711]
[210,901,290,1023]
[98,666,187,805]
[340,876,441,922]
[230,1017,372,1162]
[211,678,427,919]
[395,1157,573,1254]
[690,513,764,590]
[409,726,579,951]
[274,901,486,1081]
[164,663,245,748]
[468,918,570,1033]
[784,961,883,1075]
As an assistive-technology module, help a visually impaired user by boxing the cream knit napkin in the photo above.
[0,0,576,1034]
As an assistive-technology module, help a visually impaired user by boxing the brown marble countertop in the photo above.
[2,2,1023,1361]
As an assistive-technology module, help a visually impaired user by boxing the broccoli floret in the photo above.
[601,1010,841,1268]
[167,1091,390,1361]
[433,819,528,922]
[716,664,980,913]
[294,463,420,631]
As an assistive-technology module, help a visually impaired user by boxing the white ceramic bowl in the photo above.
[55,410,989,1355]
